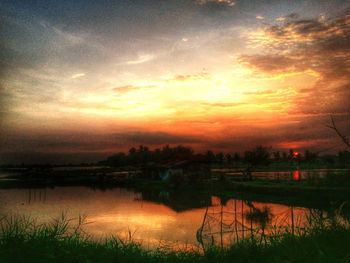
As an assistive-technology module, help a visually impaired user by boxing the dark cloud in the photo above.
[276,13,300,21]
[2,116,349,164]
[239,55,304,74]
[0,151,108,165]
[206,113,350,152]
[265,14,350,53]
[240,13,350,116]
[0,11,13,128]
[116,131,204,145]
[0,130,205,164]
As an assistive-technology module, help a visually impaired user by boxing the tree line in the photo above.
[99,145,350,167]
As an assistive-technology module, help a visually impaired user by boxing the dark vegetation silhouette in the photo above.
[99,144,350,168]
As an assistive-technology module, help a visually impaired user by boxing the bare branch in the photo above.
[326,115,350,149]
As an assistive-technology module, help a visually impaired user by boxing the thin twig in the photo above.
[326,115,350,149]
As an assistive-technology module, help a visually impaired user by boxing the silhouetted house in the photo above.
[159,160,190,180]
[141,159,211,181]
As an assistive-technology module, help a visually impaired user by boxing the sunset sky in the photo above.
[1,0,349,164]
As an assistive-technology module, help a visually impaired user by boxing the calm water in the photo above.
[212,168,347,181]
[0,186,344,250]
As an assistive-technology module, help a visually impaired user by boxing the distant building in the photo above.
[158,160,190,180]
[141,159,211,181]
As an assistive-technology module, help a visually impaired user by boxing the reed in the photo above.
[0,214,349,263]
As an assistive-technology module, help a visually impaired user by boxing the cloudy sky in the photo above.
[1,0,349,164]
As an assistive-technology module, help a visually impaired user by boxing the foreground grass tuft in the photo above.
[0,215,349,263]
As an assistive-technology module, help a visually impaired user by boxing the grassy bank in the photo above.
[0,215,349,263]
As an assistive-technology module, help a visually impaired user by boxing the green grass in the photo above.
[0,214,349,263]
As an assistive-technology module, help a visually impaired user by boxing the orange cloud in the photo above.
[112,85,156,94]
[172,72,210,81]
[241,13,350,116]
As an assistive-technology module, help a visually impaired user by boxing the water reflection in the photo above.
[27,188,47,204]
[0,187,206,249]
[0,187,348,250]
[213,168,348,181]
[292,170,300,181]
[197,197,349,249]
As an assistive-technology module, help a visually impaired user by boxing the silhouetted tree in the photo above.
[225,153,233,164]
[282,152,288,161]
[338,150,350,165]
[288,149,295,160]
[320,154,337,165]
[216,152,225,164]
[244,146,271,167]
[272,151,281,161]
[304,150,318,162]
[233,152,241,163]
[106,152,127,167]
[205,151,216,164]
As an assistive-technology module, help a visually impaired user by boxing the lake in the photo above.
[212,168,348,181]
[0,186,345,250]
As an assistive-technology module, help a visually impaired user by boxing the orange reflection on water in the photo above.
[293,170,300,181]
[0,186,324,250]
